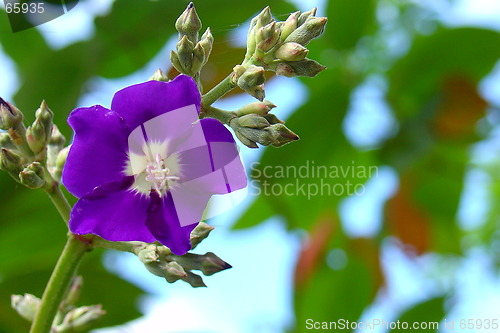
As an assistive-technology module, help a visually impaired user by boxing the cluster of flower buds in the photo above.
[0,98,68,188]
[230,7,327,101]
[134,222,231,288]
[228,100,299,148]
[12,277,106,332]
[171,2,214,78]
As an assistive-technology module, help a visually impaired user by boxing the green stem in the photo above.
[201,75,236,108]
[30,235,90,333]
[44,181,71,223]
[200,106,237,124]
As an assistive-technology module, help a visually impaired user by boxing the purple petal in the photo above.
[111,75,201,130]
[70,177,155,243]
[62,105,130,198]
[146,192,198,255]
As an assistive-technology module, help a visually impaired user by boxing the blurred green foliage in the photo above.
[0,0,499,332]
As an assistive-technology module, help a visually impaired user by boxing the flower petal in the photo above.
[111,75,201,130]
[146,192,199,255]
[62,105,130,198]
[70,177,155,243]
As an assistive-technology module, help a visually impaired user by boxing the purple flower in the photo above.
[63,75,247,255]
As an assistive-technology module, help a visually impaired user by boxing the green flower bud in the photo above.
[62,276,83,311]
[48,124,66,148]
[254,6,273,30]
[298,7,317,26]
[164,261,188,283]
[60,305,106,332]
[0,98,23,130]
[0,148,23,178]
[256,21,280,52]
[237,65,266,90]
[198,27,213,63]
[191,43,206,73]
[170,50,184,73]
[284,16,327,46]
[277,59,326,77]
[176,35,195,74]
[281,11,299,41]
[26,118,47,154]
[19,162,45,189]
[11,294,40,322]
[175,2,202,43]
[238,114,271,129]
[138,246,159,265]
[199,252,232,276]
[0,131,15,149]
[266,123,299,147]
[52,145,70,181]
[244,84,266,101]
[34,100,54,140]
[275,42,309,61]
[235,100,276,117]
[149,69,169,82]
[190,222,215,249]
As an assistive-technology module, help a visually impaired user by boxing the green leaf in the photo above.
[392,297,445,332]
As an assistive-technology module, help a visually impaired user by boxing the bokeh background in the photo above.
[1,0,500,332]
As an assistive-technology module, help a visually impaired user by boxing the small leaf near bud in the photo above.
[170,51,184,73]
[176,35,195,74]
[275,42,309,61]
[190,222,215,249]
[182,271,207,288]
[264,113,285,124]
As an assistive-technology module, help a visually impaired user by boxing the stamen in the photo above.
[144,153,179,196]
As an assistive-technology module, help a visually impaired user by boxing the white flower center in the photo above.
[145,153,180,196]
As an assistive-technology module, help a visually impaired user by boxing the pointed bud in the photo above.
[0,148,23,177]
[11,294,40,322]
[275,42,309,61]
[48,124,65,148]
[298,7,318,26]
[26,119,47,154]
[0,98,23,130]
[200,252,232,276]
[138,247,159,265]
[35,100,54,140]
[266,123,299,147]
[244,84,266,101]
[235,100,276,117]
[170,50,184,73]
[149,69,169,82]
[182,271,207,288]
[190,222,215,249]
[176,35,195,74]
[198,28,213,63]
[234,129,259,148]
[280,59,326,77]
[256,21,280,52]
[264,113,285,124]
[191,43,206,73]
[19,162,45,189]
[238,114,271,129]
[164,261,188,283]
[281,11,300,41]
[61,305,106,331]
[255,6,273,30]
[237,65,265,90]
[285,16,327,46]
[175,2,202,43]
